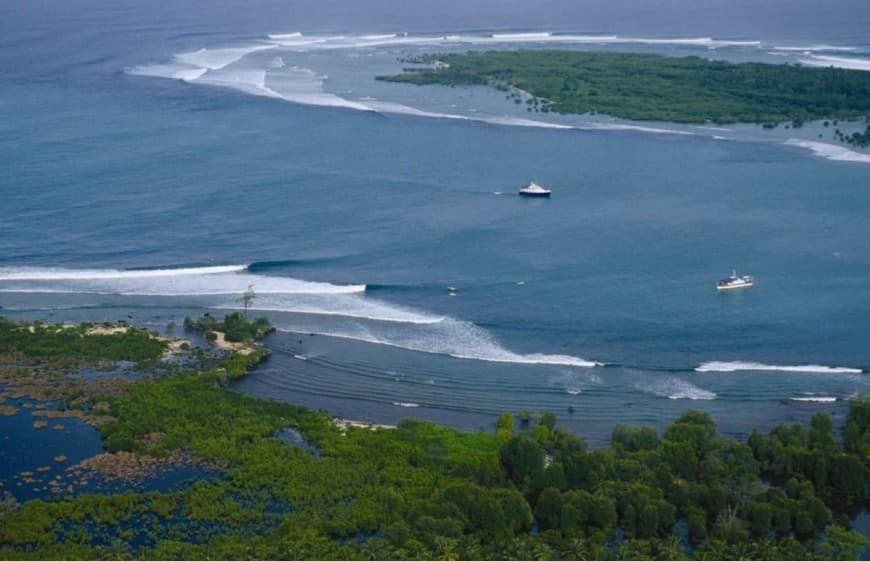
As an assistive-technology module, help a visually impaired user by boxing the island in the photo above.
[0,314,867,560]
[377,51,870,142]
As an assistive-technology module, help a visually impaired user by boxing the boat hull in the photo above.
[519,192,551,197]
[716,282,753,291]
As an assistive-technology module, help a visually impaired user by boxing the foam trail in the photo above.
[799,55,870,71]
[393,402,421,408]
[636,377,716,400]
[789,396,838,403]
[696,361,862,374]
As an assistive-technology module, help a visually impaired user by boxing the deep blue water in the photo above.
[2,0,870,446]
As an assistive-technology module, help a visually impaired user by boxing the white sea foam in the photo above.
[128,31,762,137]
[2,264,598,369]
[773,45,857,52]
[587,122,695,135]
[636,377,716,400]
[491,32,554,40]
[484,115,575,129]
[553,369,602,395]
[258,30,763,51]
[174,45,275,70]
[0,265,247,281]
[789,396,838,403]
[0,266,364,296]
[277,315,600,368]
[799,54,870,71]
[220,294,445,324]
[361,33,399,41]
[127,63,208,82]
[619,36,760,48]
[393,402,421,408]
[784,139,870,164]
[268,32,303,40]
[696,361,862,374]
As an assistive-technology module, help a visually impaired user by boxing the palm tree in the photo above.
[241,284,256,318]
[658,536,684,561]
[563,537,591,561]
[434,537,459,561]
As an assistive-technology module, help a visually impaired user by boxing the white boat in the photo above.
[716,270,754,291]
[518,182,551,197]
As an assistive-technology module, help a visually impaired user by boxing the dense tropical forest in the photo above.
[0,316,867,560]
[377,51,870,131]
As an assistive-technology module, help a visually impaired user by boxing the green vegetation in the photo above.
[0,317,166,365]
[378,51,870,125]
[183,312,273,343]
[836,123,870,147]
[0,319,867,560]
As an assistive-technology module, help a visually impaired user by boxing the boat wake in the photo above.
[696,361,862,374]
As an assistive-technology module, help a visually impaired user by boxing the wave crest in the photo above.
[0,265,364,296]
[696,361,862,374]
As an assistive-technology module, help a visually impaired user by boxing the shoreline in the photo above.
[1,312,862,449]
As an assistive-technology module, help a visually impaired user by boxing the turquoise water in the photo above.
[1,0,870,445]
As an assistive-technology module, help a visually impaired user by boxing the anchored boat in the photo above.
[518,182,551,197]
[717,270,753,291]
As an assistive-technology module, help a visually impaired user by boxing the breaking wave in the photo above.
[124,30,762,138]
[263,31,762,50]
[772,44,858,53]
[0,265,599,368]
[0,265,364,296]
[783,139,870,164]
[789,396,838,403]
[276,314,601,368]
[218,295,444,325]
[696,361,862,374]
[797,54,870,71]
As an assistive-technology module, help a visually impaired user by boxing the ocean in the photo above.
[1,0,870,445]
